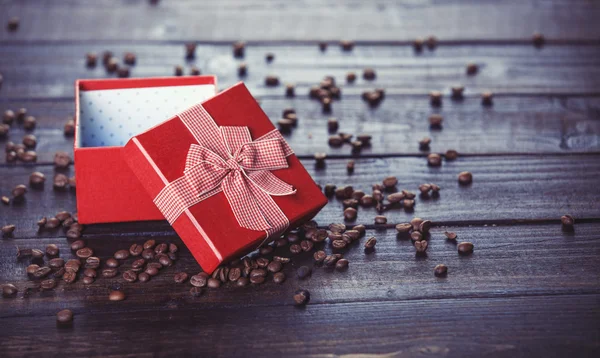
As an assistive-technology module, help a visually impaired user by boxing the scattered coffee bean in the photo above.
[85,257,100,269]
[259,245,274,256]
[444,231,457,240]
[269,272,285,284]
[63,270,77,283]
[561,214,575,227]
[142,239,156,250]
[23,116,36,130]
[106,57,119,72]
[16,108,26,121]
[109,290,126,301]
[344,207,357,221]
[7,17,19,31]
[321,97,332,113]
[207,278,221,288]
[3,110,15,124]
[190,66,201,76]
[419,220,432,233]
[82,276,94,285]
[313,250,327,264]
[2,224,16,236]
[296,266,312,279]
[319,42,328,51]
[293,289,310,306]
[481,91,493,106]
[429,114,443,129]
[466,63,478,75]
[237,62,247,76]
[1,196,9,205]
[56,309,73,324]
[120,270,136,283]
[411,231,423,242]
[430,91,442,107]
[457,241,474,255]
[155,243,168,254]
[346,159,355,174]
[64,259,81,273]
[129,243,143,256]
[458,171,473,185]
[83,268,97,278]
[64,118,75,136]
[102,258,119,270]
[227,267,241,282]
[76,248,93,259]
[86,52,98,67]
[185,42,197,59]
[137,272,150,283]
[114,249,129,260]
[28,172,46,188]
[346,72,357,83]
[265,52,275,63]
[374,215,387,224]
[427,153,442,167]
[265,261,282,273]
[40,278,57,290]
[31,249,44,259]
[26,264,39,275]
[53,174,69,191]
[174,65,183,76]
[364,237,377,250]
[47,259,65,273]
[158,255,173,267]
[445,149,458,161]
[451,85,464,100]
[532,32,545,47]
[382,176,398,190]
[117,67,130,78]
[414,240,428,253]
[335,258,349,270]
[2,283,18,297]
[102,268,119,278]
[340,40,354,51]
[265,75,280,87]
[233,41,245,58]
[12,184,27,200]
[171,272,187,284]
[190,273,209,287]
[55,211,70,222]
[434,264,448,277]
[123,52,136,65]
[363,68,376,80]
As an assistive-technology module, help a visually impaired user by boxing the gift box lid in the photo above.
[122,82,327,273]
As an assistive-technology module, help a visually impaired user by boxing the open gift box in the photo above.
[74,76,217,224]
[122,82,327,273]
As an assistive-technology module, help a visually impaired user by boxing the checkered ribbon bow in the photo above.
[154,104,295,237]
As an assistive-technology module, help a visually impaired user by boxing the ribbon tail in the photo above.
[246,176,290,238]
[247,171,296,196]
[221,171,272,232]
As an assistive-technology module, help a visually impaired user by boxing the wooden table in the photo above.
[1,1,599,357]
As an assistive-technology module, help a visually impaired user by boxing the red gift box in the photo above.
[74,76,217,224]
[123,82,327,273]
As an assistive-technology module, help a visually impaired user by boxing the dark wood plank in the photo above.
[2,94,600,164]
[1,293,598,357]
[3,155,600,237]
[1,0,599,42]
[1,224,599,313]
[1,44,600,99]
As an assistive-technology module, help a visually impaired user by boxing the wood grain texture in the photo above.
[2,155,600,238]
[1,44,600,99]
[1,94,600,163]
[1,0,600,42]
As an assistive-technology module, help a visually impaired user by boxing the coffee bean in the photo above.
[3,110,16,126]
[81,276,94,285]
[190,273,208,287]
[85,256,100,269]
[48,258,65,269]
[363,68,376,80]
[40,278,57,290]
[364,237,377,250]
[296,266,311,279]
[414,240,428,253]
[286,243,301,255]
[323,255,338,267]
[441,232,457,241]
[83,268,97,278]
[1,224,16,236]
[109,290,126,301]
[224,267,240,282]
[332,239,347,249]
[207,277,221,288]
[427,115,443,130]
[29,171,46,189]
[53,267,66,278]
[67,240,84,252]
[232,41,245,58]
[129,258,145,272]
[32,266,51,279]
[481,91,493,106]
[31,249,44,259]
[85,52,98,67]
[134,272,149,283]
[427,153,442,167]
[457,242,474,255]
[63,117,75,136]
[53,151,71,169]
[119,270,136,283]
[124,244,142,258]
[0,195,9,205]
[99,258,118,270]
[56,309,73,324]
[141,248,155,260]
[293,289,310,306]
[26,264,39,275]
[450,85,465,100]
[102,268,119,278]
[250,269,267,279]
[76,248,93,259]
[64,259,81,273]
[2,284,18,297]
[560,214,574,227]
[382,176,398,190]
[259,245,274,256]
[107,57,120,72]
[142,239,155,249]
[458,171,473,185]
[419,220,432,233]
[63,270,77,284]
[308,229,326,243]
[113,249,129,260]
[411,231,423,242]
[345,159,355,174]
[264,261,281,274]
[343,207,357,221]
[335,258,349,270]
[374,215,387,224]
[310,251,325,264]
[122,52,136,66]
[434,264,448,277]
[340,40,354,51]
[255,257,269,269]
[237,62,247,77]
[53,174,69,191]
[173,65,184,76]
[430,91,442,107]
[321,97,332,113]
[265,75,280,87]
[169,272,187,284]
[155,243,168,254]
[298,240,313,253]
[532,32,545,47]
[466,63,478,75]
[158,255,173,267]
[249,275,265,284]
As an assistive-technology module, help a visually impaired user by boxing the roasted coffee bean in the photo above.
[277,118,294,133]
[414,240,428,253]
[174,65,184,76]
[274,238,288,248]
[289,244,302,255]
[451,85,464,100]
[26,264,40,275]
[323,184,336,198]
[458,171,473,185]
[6,150,17,162]
[131,258,145,271]
[2,224,16,236]
[233,41,245,58]
[40,278,57,290]
[296,266,311,279]
[64,259,81,273]
[273,256,290,264]
[35,217,47,228]
[386,192,404,204]
[21,134,37,148]
[63,270,77,284]
[361,67,376,80]
[250,275,265,284]
[323,255,338,267]
[33,266,52,279]
[374,215,387,224]
[123,52,136,66]
[343,207,357,221]
[458,242,474,255]
[411,231,423,242]
[158,255,173,267]
[227,267,241,282]
[298,240,313,252]
[146,265,161,277]
[53,174,69,191]
[265,75,280,86]
[82,276,94,285]
[561,214,575,226]
[332,239,347,249]
[267,271,284,284]
[410,218,423,231]
[155,243,168,254]
[83,268,97,278]
[250,269,267,279]
[18,149,37,162]
[31,249,44,259]
[121,270,136,283]
[49,258,65,269]
[76,248,93,259]
[28,171,46,188]
[53,211,70,222]
[335,258,349,270]
[340,40,354,51]
[466,63,478,75]
[358,195,374,207]
[481,91,493,106]
[293,289,310,306]
[64,118,75,136]
[62,217,75,228]
[125,243,142,257]
[364,237,377,249]
[342,199,358,209]
[237,62,247,76]
[113,249,129,260]
[328,223,346,234]
[16,108,26,121]
[259,245,274,256]
[267,261,282,273]
[419,137,431,151]
[427,153,442,167]
[2,283,18,297]
[429,114,443,129]
[109,290,126,301]
[53,267,66,278]
[430,91,442,107]
[419,220,432,234]
[3,110,15,124]
[313,250,327,264]
[44,217,60,230]
[344,230,361,242]
[346,159,355,174]
[102,50,113,64]
[190,273,209,287]
[135,272,149,283]
[382,176,398,190]
[413,37,424,52]
[256,257,270,268]
[104,258,119,268]
[327,135,343,148]
[143,239,156,249]
[53,151,71,169]
[329,232,343,242]
[166,243,178,253]
[16,247,33,258]
[140,248,155,260]
[83,256,100,269]
[189,66,201,76]
[207,278,221,288]
[56,309,73,324]
[102,268,119,278]
[11,185,26,201]
[532,32,545,47]
[434,264,448,277]
[66,228,81,240]
[171,272,187,284]
[86,52,98,67]
[444,231,457,240]
[419,184,432,195]
[1,196,9,205]
[321,97,332,113]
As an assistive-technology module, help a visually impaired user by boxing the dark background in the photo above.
[1,1,599,357]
